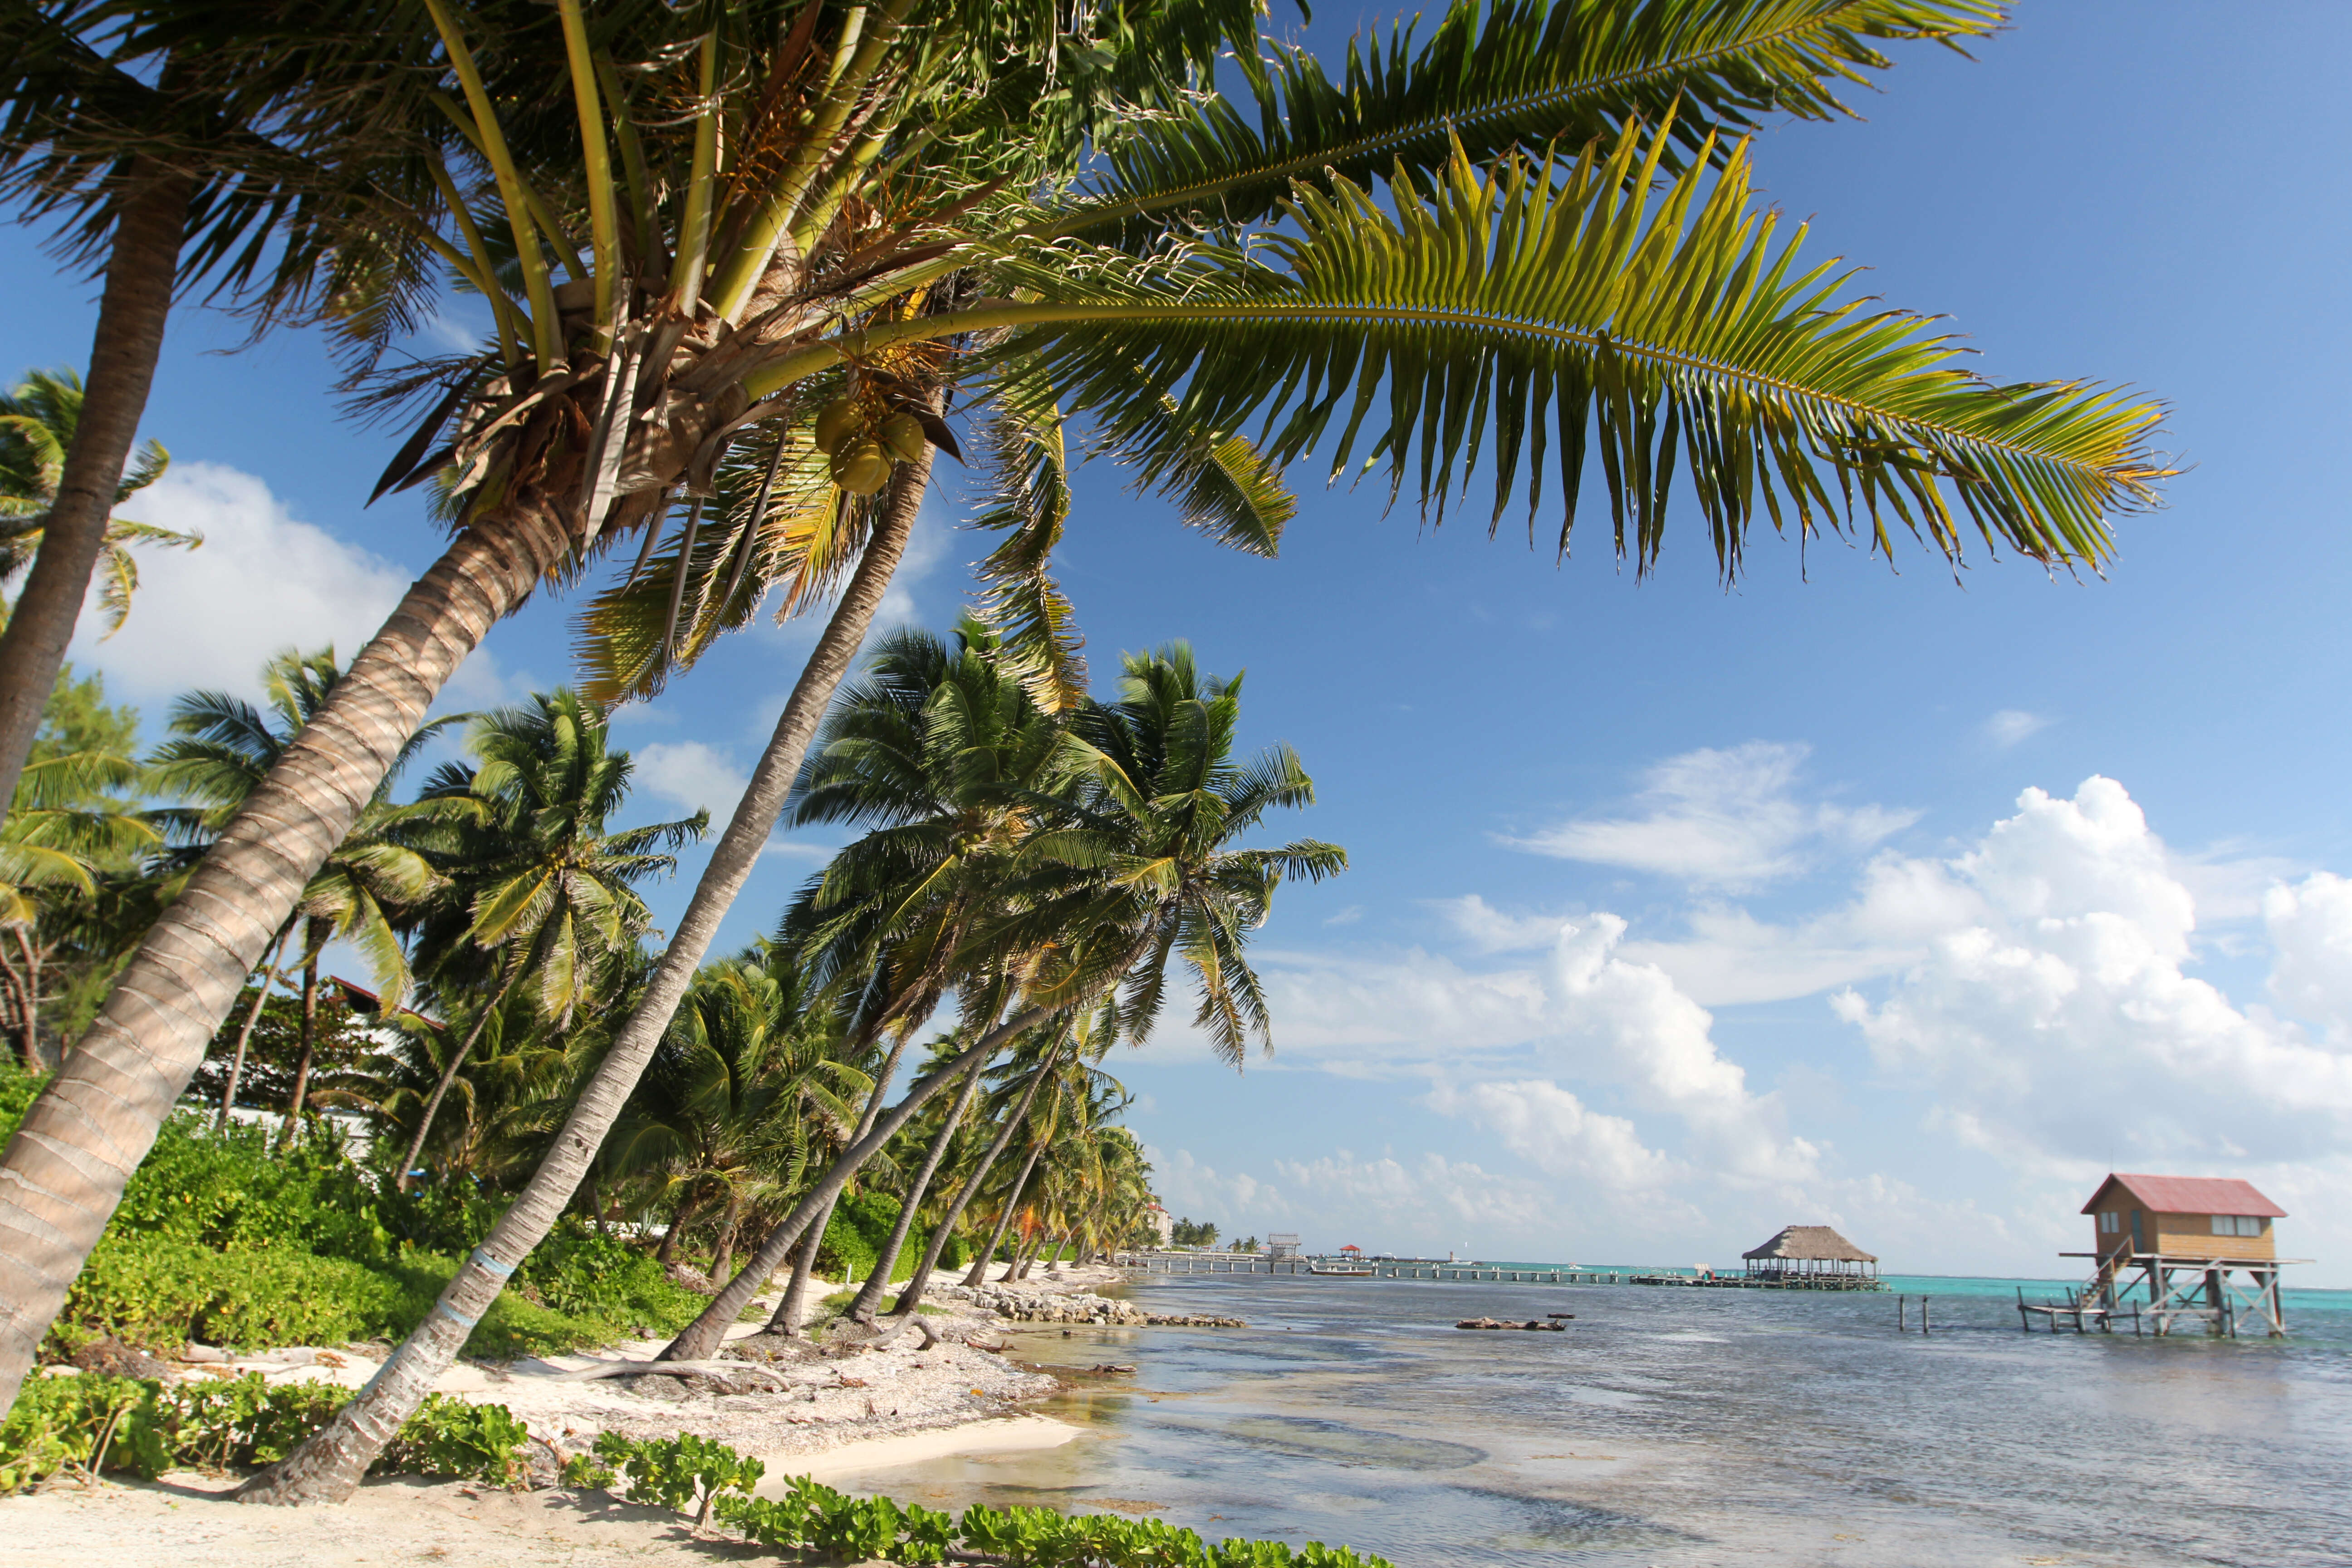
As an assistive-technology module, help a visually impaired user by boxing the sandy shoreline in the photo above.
[2,1264,1140,1565]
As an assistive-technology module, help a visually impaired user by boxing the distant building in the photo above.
[1142,1201,1174,1248]
[1267,1233,1301,1258]
[2083,1172,2282,1262]
[1740,1225,1880,1289]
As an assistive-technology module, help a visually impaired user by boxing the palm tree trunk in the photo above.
[769,1029,913,1333]
[848,1051,986,1323]
[771,1223,827,1337]
[216,921,294,1131]
[0,498,575,1417]
[0,930,41,1071]
[232,448,934,1505]
[707,1186,745,1281]
[394,972,517,1194]
[965,1138,1046,1289]
[892,1038,1069,1318]
[656,1192,702,1267]
[0,160,191,816]
[665,998,1061,1362]
[279,935,323,1141]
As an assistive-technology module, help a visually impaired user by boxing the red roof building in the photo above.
[2082,1173,2284,1262]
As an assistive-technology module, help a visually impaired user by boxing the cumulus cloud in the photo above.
[1213,916,1817,1187]
[1426,1078,1676,1191]
[1831,777,2352,1171]
[631,739,748,820]
[1504,741,1917,888]
[1984,709,2051,747]
[66,462,425,704]
[2265,873,2352,1041]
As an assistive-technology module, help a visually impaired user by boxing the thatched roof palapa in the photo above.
[1743,1225,1877,1264]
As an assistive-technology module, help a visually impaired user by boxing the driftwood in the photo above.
[554,1357,794,1391]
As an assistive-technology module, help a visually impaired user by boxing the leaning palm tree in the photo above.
[391,691,706,1189]
[609,957,864,1281]
[673,640,1345,1355]
[0,365,195,638]
[766,617,1082,1326]
[9,0,2168,1453]
[0,0,426,812]
[150,649,455,1130]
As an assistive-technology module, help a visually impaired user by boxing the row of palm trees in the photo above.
[0,0,2170,1504]
[3,625,1196,1322]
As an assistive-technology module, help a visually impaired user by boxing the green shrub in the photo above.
[0,1372,530,1494]
[58,1234,414,1354]
[817,1191,965,1283]
[599,1431,1397,1568]
[593,1428,763,1519]
[382,1395,534,1485]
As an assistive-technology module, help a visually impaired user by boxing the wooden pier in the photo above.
[1115,1252,1627,1285]
[2020,1249,2303,1338]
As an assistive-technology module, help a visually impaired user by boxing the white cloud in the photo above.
[1984,709,2051,747]
[1203,916,1818,1188]
[2265,873,2352,1041]
[631,739,748,820]
[68,462,424,705]
[1504,741,1918,888]
[1426,1078,1676,1191]
[1436,894,1566,952]
[1321,905,1363,927]
[1831,777,2352,1173]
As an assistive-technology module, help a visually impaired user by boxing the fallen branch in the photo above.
[554,1358,794,1391]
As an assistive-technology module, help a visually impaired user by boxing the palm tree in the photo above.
[0,674,164,1068]
[0,365,195,638]
[680,640,1345,1349]
[609,954,865,1282]
[0,0,423,812]
[765,617,1081,1327]
[392,691,706,1190]
[150,649,456,1132]
[19,0,2169,1458]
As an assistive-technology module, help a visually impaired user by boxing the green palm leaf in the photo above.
[1062,0,2004,243]
[993,121,2166,574]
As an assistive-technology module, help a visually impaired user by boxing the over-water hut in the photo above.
[2043,1172,2302,1337]
[1741,1225,1881,1289]
[2081,1173,2283,1262]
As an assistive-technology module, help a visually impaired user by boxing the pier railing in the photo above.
[1113,1253,1626,1284]
[1112,1253,1886,1289]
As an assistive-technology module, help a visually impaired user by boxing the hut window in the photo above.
[2210,1215,2263,1237]
[2098,1211,2119,1235]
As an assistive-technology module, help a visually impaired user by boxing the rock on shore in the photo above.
[927,1280,1243,1328]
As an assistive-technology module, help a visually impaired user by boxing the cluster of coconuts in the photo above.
[814,394,927,495]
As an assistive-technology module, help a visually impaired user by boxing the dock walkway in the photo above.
[1114,1254,1883,1290]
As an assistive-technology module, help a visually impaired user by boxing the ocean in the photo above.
[818,1270,2352,1568]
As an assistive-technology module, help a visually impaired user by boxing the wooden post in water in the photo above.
[1921,1297,1930,1335]
[1897,1295,1906,1331]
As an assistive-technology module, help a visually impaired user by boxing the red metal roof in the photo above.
[2082,1173,2285,1218]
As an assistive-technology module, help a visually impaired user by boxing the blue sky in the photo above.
[10,3,2352,1282]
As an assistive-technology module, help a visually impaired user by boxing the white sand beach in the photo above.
[2,1265,1130,1566]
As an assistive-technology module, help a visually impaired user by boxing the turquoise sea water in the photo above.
[819,1270,2352,1567]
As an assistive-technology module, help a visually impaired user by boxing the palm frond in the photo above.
[1062,0,2005,244]
[995,123,2167,575]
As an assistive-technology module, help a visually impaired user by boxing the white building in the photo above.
[1143,1201,1174,1247]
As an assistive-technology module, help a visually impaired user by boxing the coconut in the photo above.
[833,440,892,495]
[880,412,927,462]
[813,397,863,455]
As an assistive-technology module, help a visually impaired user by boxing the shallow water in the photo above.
[818,1273,2352,1568]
